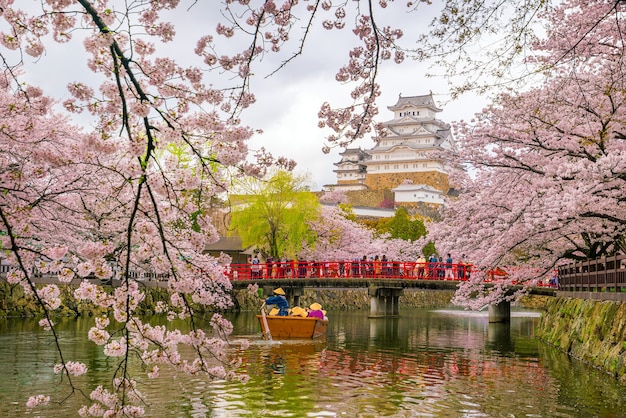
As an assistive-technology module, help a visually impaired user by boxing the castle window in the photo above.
[423,163,427,168]
[394,165,398,169]
[403,164,408,169]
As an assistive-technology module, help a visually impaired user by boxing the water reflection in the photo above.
[1,308,625,417]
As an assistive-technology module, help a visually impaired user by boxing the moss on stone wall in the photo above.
[536,297,626,384]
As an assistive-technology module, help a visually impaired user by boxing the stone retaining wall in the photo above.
[0,282,457,317]
[536,297,626,384]
[235,288,456,311]
[0,281,549,317]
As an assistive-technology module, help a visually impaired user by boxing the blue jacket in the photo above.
[265,295,289,316]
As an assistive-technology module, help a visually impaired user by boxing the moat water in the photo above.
[1,308,625,417]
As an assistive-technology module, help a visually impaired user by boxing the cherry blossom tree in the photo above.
[429,0,626,308]
[303,205,420,261]
[0,1,417,414]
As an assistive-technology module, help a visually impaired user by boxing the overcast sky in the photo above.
[13,1,489,191]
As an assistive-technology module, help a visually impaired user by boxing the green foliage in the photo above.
[338,203,357,222]
[375,207,427,241]
[229,171,321,259]
[359,207,436,256]
[422,241,437,258]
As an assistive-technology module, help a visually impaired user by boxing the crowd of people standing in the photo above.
[232,253,472,280]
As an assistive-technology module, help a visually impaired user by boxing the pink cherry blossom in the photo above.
[430,0,626,306]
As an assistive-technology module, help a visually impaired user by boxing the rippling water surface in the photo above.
[1,308,625,417]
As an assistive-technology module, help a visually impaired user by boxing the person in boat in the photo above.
[290,306,308,317]
[308,302,325,320]
[265,287,289,316]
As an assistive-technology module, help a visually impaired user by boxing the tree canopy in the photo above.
[229,171,320,259]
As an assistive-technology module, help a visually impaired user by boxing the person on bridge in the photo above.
[415,254,426,278]
[445,253,454,279]
[265,287,289,316]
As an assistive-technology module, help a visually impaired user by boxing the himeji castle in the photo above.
[324,93,456,207]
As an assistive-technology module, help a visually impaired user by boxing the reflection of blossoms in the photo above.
[26,394,50,408]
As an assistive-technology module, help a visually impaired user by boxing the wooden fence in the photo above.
[558,254,626,296]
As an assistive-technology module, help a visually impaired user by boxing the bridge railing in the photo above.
[1,257,558,289]
[226,260,472,281]
[558,254,626,292]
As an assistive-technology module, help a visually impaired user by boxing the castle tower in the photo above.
[325,93,455,207]
[332,147,368,190]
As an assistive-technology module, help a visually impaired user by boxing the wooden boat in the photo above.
[256,314,328,339]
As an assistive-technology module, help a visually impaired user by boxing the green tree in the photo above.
[229,171,320,259]
[376,207,426,241]
[372,207,436,257]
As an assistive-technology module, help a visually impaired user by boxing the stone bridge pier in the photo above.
[488,300,511,323]
[368,286,403,318]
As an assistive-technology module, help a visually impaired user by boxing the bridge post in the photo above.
[368,286,403,318]
[290,287,303,307]
[488,300,511,323]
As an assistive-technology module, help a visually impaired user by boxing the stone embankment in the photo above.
[0,282,456,317]
[536,297,626,384]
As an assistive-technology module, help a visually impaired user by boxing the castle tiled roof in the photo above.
[387,94,442,112]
